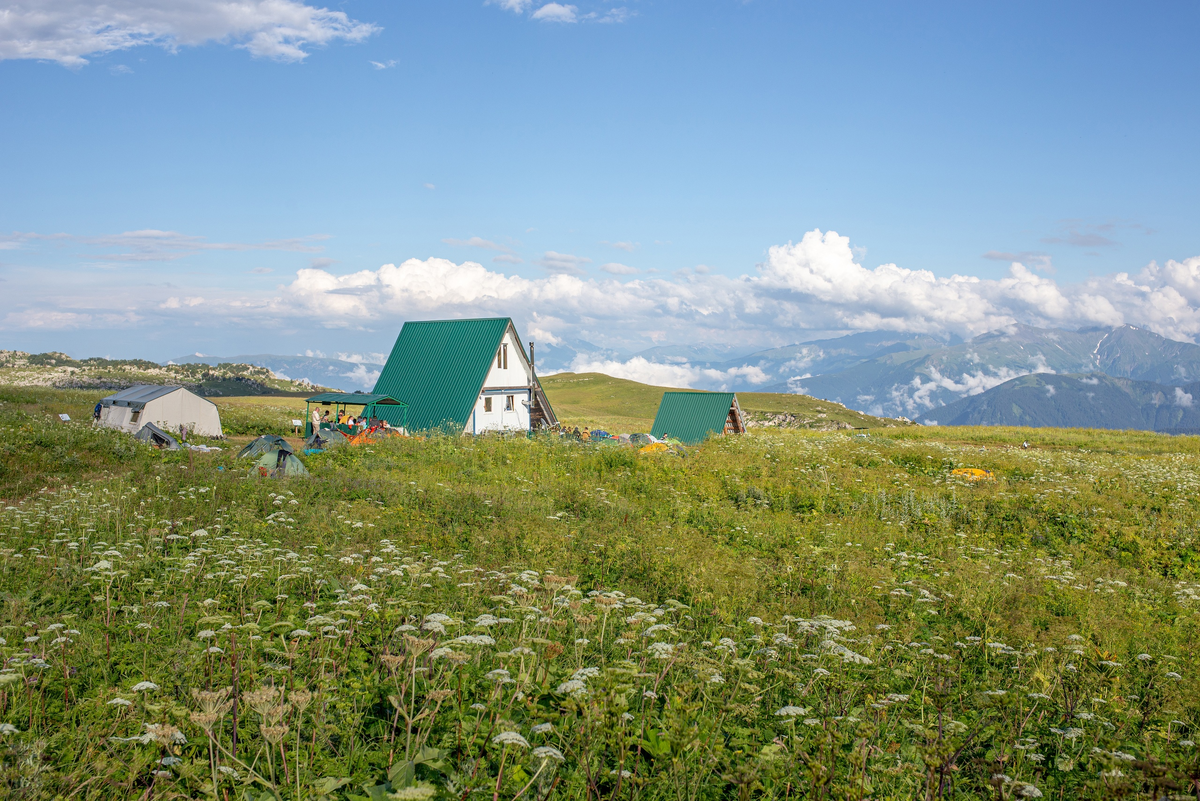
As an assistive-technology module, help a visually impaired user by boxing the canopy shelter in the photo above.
[303,392,407,437]
[650,391,746,445]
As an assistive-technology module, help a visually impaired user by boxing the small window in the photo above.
[484,396,493,413]
[505,395,514,411]
[131,410,141,423]
[497,347,502,369]
[502,343,508,370]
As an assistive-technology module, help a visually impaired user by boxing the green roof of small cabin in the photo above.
[651,391,740,445]
[372,317,515,433]
[305,392,405,406]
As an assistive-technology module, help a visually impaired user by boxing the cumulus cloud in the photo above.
[531,3,578,22]
[486,0,534,11]
[0,0,379,67]
[1175,387,1193,408]
[567,355,771,390]
[11,227,1200,387]
[488,0,627,24]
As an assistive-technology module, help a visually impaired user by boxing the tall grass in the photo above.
[0,393,1196,797]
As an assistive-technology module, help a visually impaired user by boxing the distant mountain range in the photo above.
[170,323,1200,431]
[915,372,1200,432]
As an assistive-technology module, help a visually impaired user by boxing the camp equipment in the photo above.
[650,392,745,445]
[238,435,293,459]
[305,429,347,449]
[98,385,223,437]
[251,449,309,478]
[134,422,179,449]
[951,468,995,481]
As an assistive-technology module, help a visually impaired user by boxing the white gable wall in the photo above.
[465,324,534,434]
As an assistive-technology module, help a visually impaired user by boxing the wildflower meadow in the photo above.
[0,388,1198,799]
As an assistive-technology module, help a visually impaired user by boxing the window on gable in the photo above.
[502,343,508,370]
[484,396,493,413]
[506,395,514,411]
[497,347,502,369]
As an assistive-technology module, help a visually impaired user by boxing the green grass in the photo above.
[0,388,1197,798]
[541,372,901,432]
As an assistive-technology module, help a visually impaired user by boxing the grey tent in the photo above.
[305,429,347,449]
[99,385,222,437]
[238,435,294,459]
[251,449,309,478]
[135,422,180,450]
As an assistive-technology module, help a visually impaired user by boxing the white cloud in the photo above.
[423,183,435,190]
[442,236,513,253]
[340,363,381,387]
[12,226,1200,382]
[593,7,631,23]
[600,262,638,275]
[370,59,396,70]
[603,240,637,252]
[1175,387,1193,408]
[567,355,770,390]
[493,254,524,264]
[536,251,591,275]
[487,0,535,12]
[1045,383,1056,397]
[531,3,578,22]
[0,0,379,67]
[2,228,327,262]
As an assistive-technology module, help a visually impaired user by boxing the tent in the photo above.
[650,392,746,445]
[134,422,179,449]
[238,435,293,459]
[98,385,223,438]
[252,449,309,478]
[305,429,347,449]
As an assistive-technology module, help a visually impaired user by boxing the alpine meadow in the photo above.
[0,385,1197,799]
[5,1,1200,799]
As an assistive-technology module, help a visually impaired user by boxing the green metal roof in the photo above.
[651,391,738,445]
[305,392,405,406]
[372,317,512,433]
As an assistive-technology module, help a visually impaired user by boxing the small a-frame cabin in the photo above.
[650,391,746,445]
[371,317,558,434]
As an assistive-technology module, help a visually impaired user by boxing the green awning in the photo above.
[305,393,406,406]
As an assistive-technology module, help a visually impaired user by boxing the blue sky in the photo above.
[2,0,1200,377]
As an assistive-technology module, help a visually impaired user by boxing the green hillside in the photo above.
[0,350,327,396]
[540,371,906,431]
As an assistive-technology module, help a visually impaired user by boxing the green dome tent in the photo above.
[237,435,293,459]
[251,449,309,478]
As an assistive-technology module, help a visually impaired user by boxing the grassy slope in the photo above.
[0,404,1198,796]
[541,371,899,431]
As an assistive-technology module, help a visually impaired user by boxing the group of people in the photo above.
[311,407,377,432]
